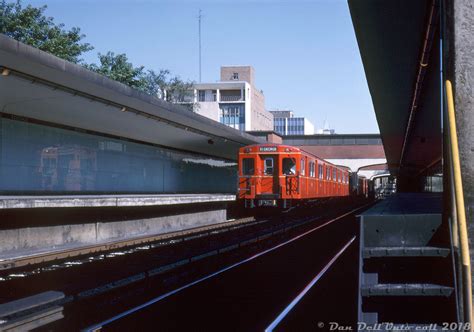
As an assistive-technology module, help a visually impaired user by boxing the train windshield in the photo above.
[264,158,274,175]
[242,158,254,175]
[282,158,296,175]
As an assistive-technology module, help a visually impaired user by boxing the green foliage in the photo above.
[0,0,93,63]
[165,76,195,103]
[140,69,171,97]
[85,52,146,90]
[143,69,194,103]
[86,52,195,107]
[0,0,195,107]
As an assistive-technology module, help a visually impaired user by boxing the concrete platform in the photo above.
[360,192,442,216]
[0,194,236,209]
[0,205,229,260]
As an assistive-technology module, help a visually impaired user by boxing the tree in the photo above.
[86,52,195,108]
[143,69,194,103]
[0,0,93,63]
[1,0,196,109]
[85,52,147,90]
[165,75,194,104]
[141,69,171,98]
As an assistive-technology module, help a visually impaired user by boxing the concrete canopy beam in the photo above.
[0,34,263,161]
[348,0,442,184]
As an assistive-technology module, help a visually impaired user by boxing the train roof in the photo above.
[239,144,347,171]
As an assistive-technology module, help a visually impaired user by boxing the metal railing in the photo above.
[219,95,244,102]
[446,80,472,325]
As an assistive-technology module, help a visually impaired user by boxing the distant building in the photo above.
[270,110,315,136]
[315,119,336,135]
[282,133,386,178]
[188,66,273,132]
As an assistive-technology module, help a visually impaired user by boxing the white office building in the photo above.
[271,110,315,136]
[187,66,273,132]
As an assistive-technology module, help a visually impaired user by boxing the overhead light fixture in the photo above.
[120,107,127,112]
[1,68,10,76]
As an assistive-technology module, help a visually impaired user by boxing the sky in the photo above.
[23,0,379,134]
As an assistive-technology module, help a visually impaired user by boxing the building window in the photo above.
[198,90,205,102]
[232,72,239,80]
[220,104,245,131]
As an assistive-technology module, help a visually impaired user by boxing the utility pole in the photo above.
[198,9,202,83]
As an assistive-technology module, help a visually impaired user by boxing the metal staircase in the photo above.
[358,193,457,328]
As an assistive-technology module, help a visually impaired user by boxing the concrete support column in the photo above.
[446,0,474,302]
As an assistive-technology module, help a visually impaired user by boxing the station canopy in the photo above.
[0,34,261,161]
[348,0,442,178]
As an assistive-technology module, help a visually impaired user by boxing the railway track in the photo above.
[81,203,370,331]
[0,198,372,331]
[0,216,258,271]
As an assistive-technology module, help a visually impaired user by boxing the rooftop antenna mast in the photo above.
[198,9,203,83]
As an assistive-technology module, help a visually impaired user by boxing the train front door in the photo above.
[282,157,298,196]
[261,155,279,195]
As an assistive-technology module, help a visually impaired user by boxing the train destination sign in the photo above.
[259,147,277,152]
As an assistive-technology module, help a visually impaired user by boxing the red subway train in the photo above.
[238,144,351,208]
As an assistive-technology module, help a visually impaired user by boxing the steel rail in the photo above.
[265,236,356,332]
[83,204,371,332]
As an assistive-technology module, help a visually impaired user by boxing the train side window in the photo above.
[242,158,254,175]
[309,161,315,177]
[283,158,296,175]
[300,158,305,176]
[264,158,274,175]
[319,165,323,179]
